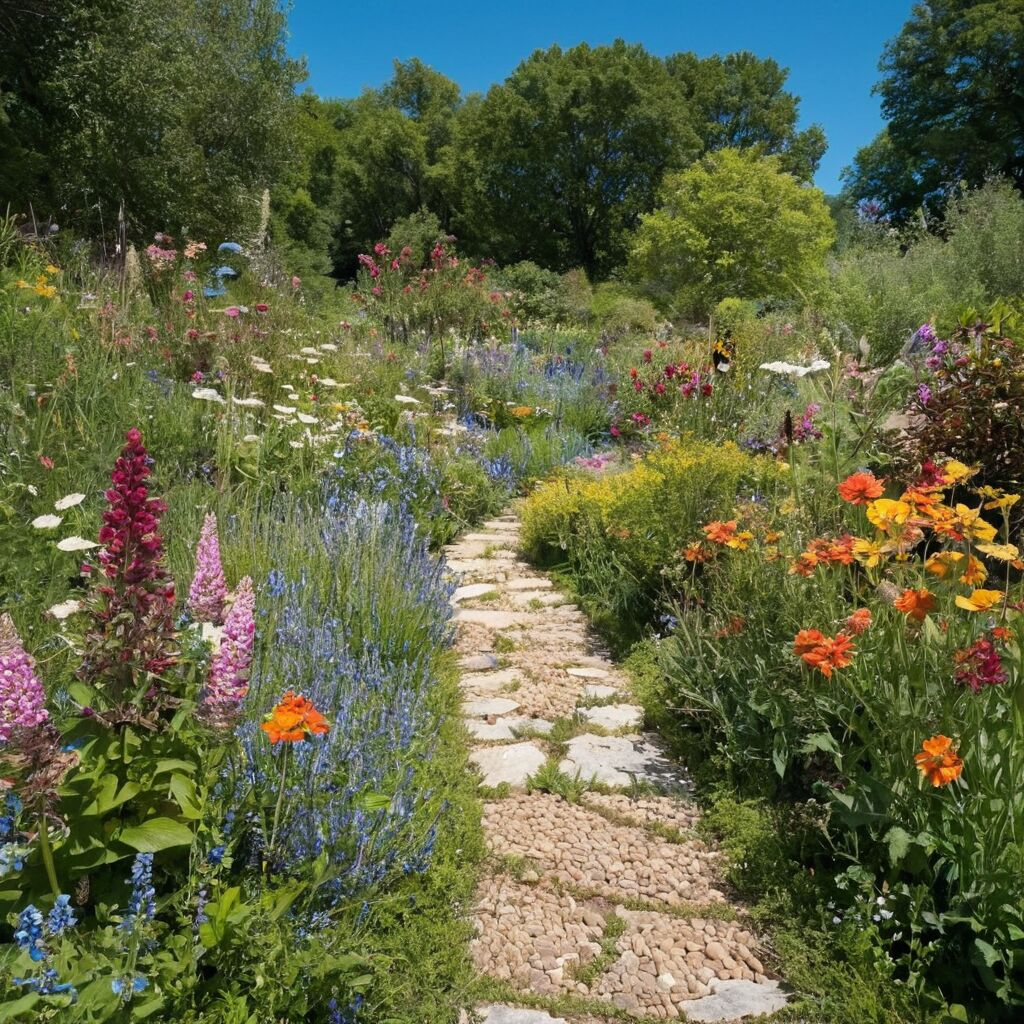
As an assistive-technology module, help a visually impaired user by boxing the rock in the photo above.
[581,683,619,700]
[470,742,547,787]
[656,972,676,991]
[467,719,518,741]
[505,577,553,591]
[478,1006,567,1024]
[461,668,521,692]
[453,583,499,603]
[509,591,565,606]
[559,733,686,789]
[461,653,499,671]
[580,704,644,730]
[566,666,610,679]
[465,697,521,718]
[684,979,788,1021]
[456,608,534,629]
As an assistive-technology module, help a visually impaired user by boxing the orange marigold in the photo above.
[845,608,872,634]
[893,587,937,622]
[793,628,827,656]
[703,520,738,544]
[793,629,855,677]
[261,690,330,744]
[838,471,884,505]
[914,734,963,787]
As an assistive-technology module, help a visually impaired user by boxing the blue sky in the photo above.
[288,0,912,193]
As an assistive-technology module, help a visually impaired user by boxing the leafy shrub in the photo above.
[590,282,659,342]
[520,437,775,641]
[493,261,579,325]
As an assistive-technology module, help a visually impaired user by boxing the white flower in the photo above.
[232,397,265,408]
[54,492,86,510]
[759,359,831,378]
[394,394,420,405]
[289,440,304,449]
[318,377,339,387]
[300,347,319,355]
[32,514,63,529]
[273,405,297,414]
[27,485,38,496]
[297,412,317,425]
[319,343,338,352]
[47,599,84,619]
[192,387,226,403]
[241,434,261,443]
[305,357,320,365]
[56,536,98,551]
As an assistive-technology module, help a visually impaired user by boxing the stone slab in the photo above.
[509,591,565,606]
[478,1006,566,1024]
[566,666,610,679]
[456,608,534,629]
[460,653,499,671]
[470,742,547,787]
[505,577,553,591]
[580,703,643,731]
[581,683,619,700]
[464,697,521,718]
[460,668,520,693]
[684,979,787,1021]
[453,583,499,603]
[559,733,686,789]
[466,719,517,741]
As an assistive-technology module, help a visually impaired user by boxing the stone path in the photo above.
[445,513,788,1024]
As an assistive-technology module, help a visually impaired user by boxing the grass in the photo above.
[492,635,517,654]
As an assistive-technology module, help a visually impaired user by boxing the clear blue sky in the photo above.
[287,0,912,193]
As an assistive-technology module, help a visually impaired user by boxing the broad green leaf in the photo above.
[116,817,194,853]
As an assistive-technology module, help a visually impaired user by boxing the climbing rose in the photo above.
[203,577,255,724]
[188,513,227,624]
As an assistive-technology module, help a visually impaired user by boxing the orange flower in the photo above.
[924,550,964,578]
[959,554,987,586]
[914,735,963,787]
[683,541,711,562]
[893,587,937,622]
[793,629,855,677]
[838,471,884,505]
[703,520,738,544]
[261,691,330,744]
[845,608,872,634]
[955,589,1004,613]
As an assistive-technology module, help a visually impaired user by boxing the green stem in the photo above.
[268,745,290,858]
[38,813,61,899]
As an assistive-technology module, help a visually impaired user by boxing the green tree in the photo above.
[448,41,700,279]
[0,0,303,242]
[843,0,1024,219]
[629,148,835,317]
[666,51,826,180]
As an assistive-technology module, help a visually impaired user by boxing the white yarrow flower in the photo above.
[232,397,265,408]
[192,387,226,403]
[54,492,86,510]
[394,394,420,405]
[32,514,63,529]
[56,536,98,551]
[273,405,297,414]
[47,599,85,620]
[759,359,830,378]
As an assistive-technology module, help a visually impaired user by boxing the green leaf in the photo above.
[358,792,393,812]
[885,826,912,863]
[116,817,194,853]
[800,731,841,758]
[771,731,788,778]
[168,774,203,819]
[972,937,1001,968]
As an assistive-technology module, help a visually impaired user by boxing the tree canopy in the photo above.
[843,0,1024,220]
[629,148,835,317]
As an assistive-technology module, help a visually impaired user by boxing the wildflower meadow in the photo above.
[2,3,1024,1022]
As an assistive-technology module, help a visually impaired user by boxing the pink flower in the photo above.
[182,290,194,303]
[191,371,204,383]
[203,577,255,723]
[255,302,269,313]
[291,275,301,290]
[642,349,652,363]
[224,306,240,318]
[188,513,228,624]
[0,641,49,743]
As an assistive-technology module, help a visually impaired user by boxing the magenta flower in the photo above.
[188,513,227,624]
[0,643,49,744]
[203,577,255,723]
[80,428,177,686]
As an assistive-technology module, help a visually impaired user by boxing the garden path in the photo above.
[446,513,788,1024]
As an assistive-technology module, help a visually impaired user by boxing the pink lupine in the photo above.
[0,643,49,744]
[203,577,255,722]
[188,513,227,624]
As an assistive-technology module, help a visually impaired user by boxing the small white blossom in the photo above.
[54,492,86,510]
[32,514,63,529]
[56,536,98,551]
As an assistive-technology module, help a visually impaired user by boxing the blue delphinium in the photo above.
[120,852,156,933]
[12,897,78,999]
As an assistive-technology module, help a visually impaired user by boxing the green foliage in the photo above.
[449,40,700,278]
[589,284,660,342]
[0,0,303,241]
[844,0,1024,220]
[630,149,835,318]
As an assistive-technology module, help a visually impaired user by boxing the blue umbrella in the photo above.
[218,241,243,253]
[203,285,227,298]
[213,266,239,278]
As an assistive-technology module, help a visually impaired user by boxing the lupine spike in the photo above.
[0,640,49,744]
[203,576,255,724]
[188,513,228,624]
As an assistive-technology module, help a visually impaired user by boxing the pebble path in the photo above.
[445,513,789,1024]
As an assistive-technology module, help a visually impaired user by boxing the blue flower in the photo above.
[46,895,77,936]
[120,853,156,933]
[14,905,46,961]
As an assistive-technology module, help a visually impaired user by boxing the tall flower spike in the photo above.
[188,513,227,624]
[0,613,21,658]
[203,576,255,726]
[0,640,48,744]
[79,428,177,689]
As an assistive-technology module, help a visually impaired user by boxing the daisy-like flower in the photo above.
[914,735,963,787]
[955,589,1004,612]
[976,542,1020,562]
[54,493,86,511]
[865,499,911,532]
[56,536,99,552]
[192,388,225,404]
[893,588,936,622]
[31,514,63,530]
[837,472,884,505]
[925,551,964,577]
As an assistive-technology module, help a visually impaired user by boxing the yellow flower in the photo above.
[34,284,57,298]
[866,498,911,532]
[925,550,964,577]
[852,538,885,568]
[958,554,987,586]
[942,460,976,484]
[977,486,1021,512]
[45,264,60,275]
[952,504,997,543]
[955,589,1004,612]
[15,278,29,289]
[976,542,1020,562]
[510,405,534,419]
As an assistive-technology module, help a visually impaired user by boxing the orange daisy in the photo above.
[837,471,884,505]
[261,691,330,744]
[893,587,937,622]
[793,630,856,678]
[914,735,963,787]
[845,608,872,634]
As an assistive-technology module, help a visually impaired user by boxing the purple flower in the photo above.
[917,383,932,405]
[0,644,49,744]
[188,513,227,624]
[914,323,937,345]
[203,577,255,723]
